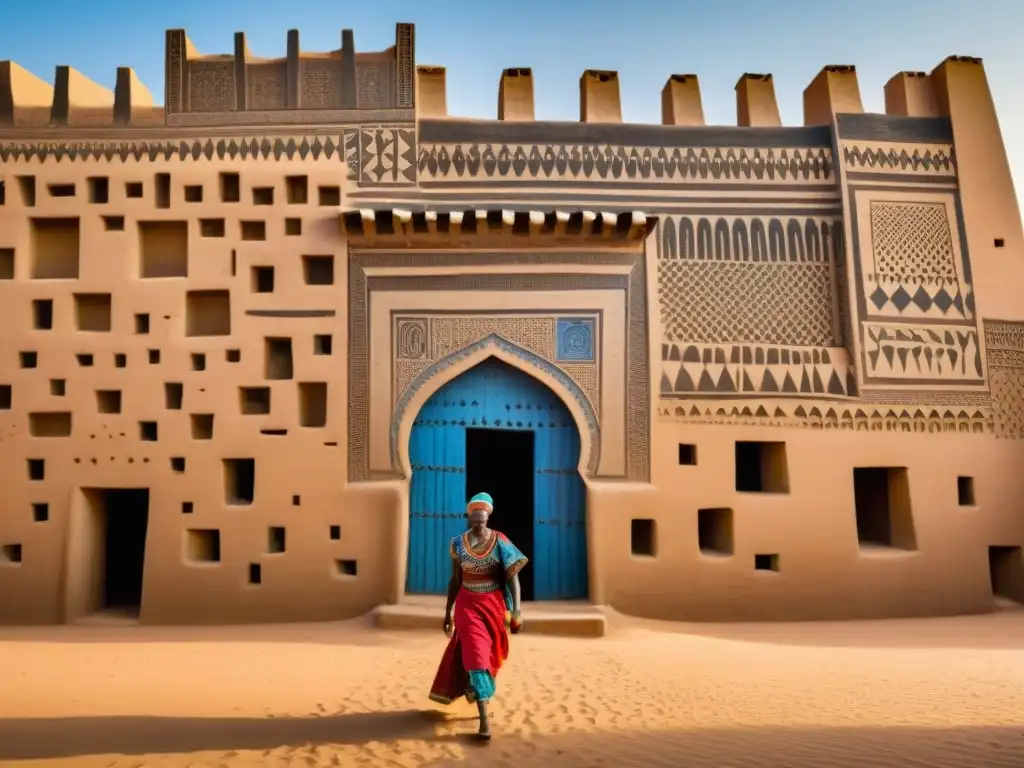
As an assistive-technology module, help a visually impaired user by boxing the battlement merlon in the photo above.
[163,22,414,119]
[0,60,54,126]
[416,66,447,119]
[405,55,998,130]
[0,61,159,128]
[0,39,1004,132]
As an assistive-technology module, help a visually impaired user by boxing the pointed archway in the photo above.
[403,356,589,601]
[390,333,600,478]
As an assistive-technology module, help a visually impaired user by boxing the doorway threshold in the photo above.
[372,595,606,638]
[73,608,141,627]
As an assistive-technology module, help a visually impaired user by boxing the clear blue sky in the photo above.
[2,0,1021,195]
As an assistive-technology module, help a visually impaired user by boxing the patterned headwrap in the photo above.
[466,492,494,516]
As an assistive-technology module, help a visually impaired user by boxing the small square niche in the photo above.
[630,519,656,557]
[957,476,976,507]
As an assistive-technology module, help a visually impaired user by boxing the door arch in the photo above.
[405,357,588,601]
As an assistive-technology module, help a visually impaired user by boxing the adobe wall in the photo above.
[1,24,1023,625]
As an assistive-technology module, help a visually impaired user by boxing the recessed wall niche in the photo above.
[139,221,188,278]
[698,508,734,556]
[224,459,255,505]
[74,293,112,332]
[32,299,53,330]
[30,218,80,279]
[264,338,293,380]
[0,249,14,279]
[735,441,789,493]
[853,467,916,551]
[185,290,231,337]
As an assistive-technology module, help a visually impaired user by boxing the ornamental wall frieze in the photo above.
[393,314,600,418]
[656,399,993,434]
[984,319,1024,439]
[0,125,416,186]
[660,343,856,399]
[841,142,956,176]
[416,143,834,185]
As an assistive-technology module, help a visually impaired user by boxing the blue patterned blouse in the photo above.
[450,530,528,611]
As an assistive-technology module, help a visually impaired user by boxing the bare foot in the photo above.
[477,716,491,740]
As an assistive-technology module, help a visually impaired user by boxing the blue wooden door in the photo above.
[533,407,588,600]
[406,383,468,595]
[405,359,588,599]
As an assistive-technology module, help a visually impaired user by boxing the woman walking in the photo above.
[429,492,528,739]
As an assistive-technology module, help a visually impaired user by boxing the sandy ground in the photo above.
[1,610,1024,768]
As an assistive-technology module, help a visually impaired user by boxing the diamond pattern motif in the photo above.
[843,145,955,174]
[870,203,957,282]
[418,144,833,184]
[0,127,411,179]
[658,261,835,346]
[360,127,417,184]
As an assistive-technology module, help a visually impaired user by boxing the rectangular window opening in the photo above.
[735,441,789,493]
[853,467,916,551]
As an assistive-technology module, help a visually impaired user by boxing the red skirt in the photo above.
[429,587,509,705]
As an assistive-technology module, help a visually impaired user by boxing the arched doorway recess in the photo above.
[405,357,588,601]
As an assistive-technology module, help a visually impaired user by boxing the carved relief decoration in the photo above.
[343,130,360,179]
[300,60,344,109]
[841,143,956,176]
[166,32,183,115]
[392,315,600,420]
[861,323,982,383]
[417,144,833,185]
[0,127,409,166]
[358,126,417,185]
[248,63,287,111]
[349,251,648,484]
[556,318,596,363]
[165,108,413,127]
[657,215,841,347]
[657,400,992,434]
[660,343,856,399]
[392,335,601,477]
[187,61,235,113]
[395,23,414,109]
[357,61,394,109]
[984,320,1024,438]
[847,191,984,389]
[864,201,973,321]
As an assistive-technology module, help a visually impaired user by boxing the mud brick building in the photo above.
[1,25,1022,624]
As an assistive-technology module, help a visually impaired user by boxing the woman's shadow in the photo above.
[0,709,486,762]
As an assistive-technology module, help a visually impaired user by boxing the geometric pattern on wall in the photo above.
[390,334,601,478]
[865,201,972,320]
[392,315,600,416]
[659,215,843,264]
[0,130,411,168]
[660,343,855,398]
[862,323,984,383]
[984,319,1024,438]
[555,318,596,362]
[842,145,956,176]
[417,144,834,185]
[357,127,417,185]
[349,250,649,484]
[845,183,985,392]
[656,399,992,434]
[869,202,956,282]
[658,261,836,346]
[657,215,840,347]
